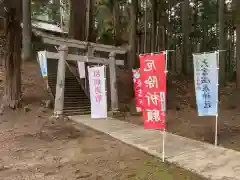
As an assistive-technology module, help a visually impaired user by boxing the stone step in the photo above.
[65,91,86,94]
[64,103,90,107]
[64,98,89,101]
[65,94,88,98]
[65,95,87,98]
[64,100,89,104]
[47,64,90,115]
[64,87,84,90]
[64,95,89,99]
[64,99,89,104]
[64,105,90,109]
[63,109,91,115]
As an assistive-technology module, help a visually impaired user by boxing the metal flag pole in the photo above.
[162,128,165,162]
[215,50,220,146]
[161,49,174,162]
[104,65,108,120]
[215,114,218,146]
[162,50,169,162]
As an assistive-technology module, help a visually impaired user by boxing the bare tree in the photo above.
[86,0,94,42]
[151,0,157,51]
[2,0,22,109]
[182,0,190,75]
[22,0,31,61]
[69,0,87,40]
[233,0,240,87]
[128,0,138,70]
[219,0,226,86]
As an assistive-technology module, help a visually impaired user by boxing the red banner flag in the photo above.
[132,69,143,112]
[140,53,166,130]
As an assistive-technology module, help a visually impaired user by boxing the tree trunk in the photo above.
[234,0,240,87]
[182,0,190,75]
[69,0,87,40]
[202,25,208,51]
[113,2,121,46]
[128,0,138,70]
[3,8,22,109]
[219,0,226,87]
[86,0,94,42]
[52,0,60,23]
[22,0,32,61]
[151,0,157,52]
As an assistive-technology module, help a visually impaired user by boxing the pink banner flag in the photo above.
[140,53,166,130]
[132,69,143,112]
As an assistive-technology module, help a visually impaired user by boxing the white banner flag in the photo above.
[77,61,86,78]
[88,66,107,119]
[37,51,48,79]
[193,52,219,116]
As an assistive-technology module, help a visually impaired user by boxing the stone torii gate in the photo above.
[34,29,128,116]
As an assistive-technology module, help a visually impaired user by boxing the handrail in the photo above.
[64,60,90,98]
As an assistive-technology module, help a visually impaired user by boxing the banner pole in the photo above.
[215,115,218,146]
[162,130,165,162]
[162,50,168,162]
[215,50,220,146]
[165,50,168,73]
[104,65,108,119]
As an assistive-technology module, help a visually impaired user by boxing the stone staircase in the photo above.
[47,59,91,115]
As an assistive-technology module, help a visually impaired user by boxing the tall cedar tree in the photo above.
[2,0,22,109]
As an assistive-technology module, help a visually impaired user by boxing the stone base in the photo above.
[107,110,125,118]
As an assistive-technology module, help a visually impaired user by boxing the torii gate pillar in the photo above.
[109,52,119,111]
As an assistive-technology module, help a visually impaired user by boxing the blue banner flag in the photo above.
[37,51,48,79]
[193,52,219,116]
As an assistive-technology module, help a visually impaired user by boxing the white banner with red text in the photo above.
[88,65,107,119]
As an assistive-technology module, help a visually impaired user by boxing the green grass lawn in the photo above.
[128,159,207,180]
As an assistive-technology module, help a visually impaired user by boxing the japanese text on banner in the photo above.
[88,66,107,119]
[140,53,166,129]
[193,52,218,116]
[132,69,143,112]
[93,69,102,103]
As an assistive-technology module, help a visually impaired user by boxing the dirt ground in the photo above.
[0,106,207,180]
[0,62,206,179]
